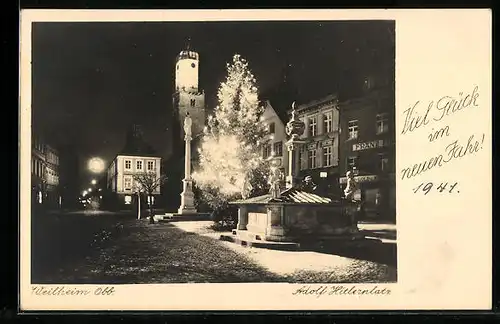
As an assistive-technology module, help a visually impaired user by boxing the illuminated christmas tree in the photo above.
[192,54,269,214]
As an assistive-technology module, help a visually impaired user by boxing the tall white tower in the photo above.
[173,44,206,141]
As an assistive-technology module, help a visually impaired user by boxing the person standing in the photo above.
[343,171,359,231]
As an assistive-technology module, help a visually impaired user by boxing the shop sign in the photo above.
[352,139,386,152]
[339,175,378,184]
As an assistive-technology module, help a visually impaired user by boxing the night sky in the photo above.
[31,20,394,186]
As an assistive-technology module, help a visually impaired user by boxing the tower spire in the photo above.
[185,37,191,51]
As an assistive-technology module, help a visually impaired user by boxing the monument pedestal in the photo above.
[177,179,197,214]
[154,114,211,223]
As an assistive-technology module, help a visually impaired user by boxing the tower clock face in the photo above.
[191,63,196,68]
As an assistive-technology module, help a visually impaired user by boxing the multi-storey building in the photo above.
[260,100,289,181]
[258,63,300,183]
[31,136,46,208]
[44,144,60,208]
[338,76,395,220]
[31,136,61,211]
[104,125,162,210]
[293,94,341,195]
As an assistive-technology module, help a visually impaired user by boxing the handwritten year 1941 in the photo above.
[412,182,459,194]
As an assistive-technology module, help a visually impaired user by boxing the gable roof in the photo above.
[230,187,336,205]
[118,124,159,158]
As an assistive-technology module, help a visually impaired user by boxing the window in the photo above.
[379,153,389,171]
[347,156,358,170]
[273,142,283,157]
[147,161,155,171]
[124,176,133,190]
[323,146,333,167]
[136,160,143,171]
[308,149,317,169]
[268,122,275,134]
[124,195,132,204]
[348,120,358,140]
[308,116,317,137]
[323,111,333,133]
[263,144,272,159]
[190,99,196,107]
[376,113,389,134]
[125,160,132,170]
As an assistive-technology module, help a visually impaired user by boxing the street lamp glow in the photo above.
[91,179,97,185]
[82,190,87,196]
[88,188,92,192]
[88,157,105,174]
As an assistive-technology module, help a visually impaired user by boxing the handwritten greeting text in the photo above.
[399,85,486,183]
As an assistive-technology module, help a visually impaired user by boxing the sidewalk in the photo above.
[170,221,397,283]
[357,222,397,243]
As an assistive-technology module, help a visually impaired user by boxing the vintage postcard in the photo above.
[19,9,492,311]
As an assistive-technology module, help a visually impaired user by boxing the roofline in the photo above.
[295,93,339,112]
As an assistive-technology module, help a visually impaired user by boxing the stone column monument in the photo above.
[285,102,306,189]
[177,112,198,214]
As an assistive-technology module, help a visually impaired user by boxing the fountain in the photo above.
[222,102,365,249]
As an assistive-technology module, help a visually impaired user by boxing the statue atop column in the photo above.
[285,101,306,189]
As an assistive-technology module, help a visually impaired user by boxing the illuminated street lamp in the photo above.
[91,179,97,185]
[82,190,88,196]
[88,188,92,192]
[88,157,105,174]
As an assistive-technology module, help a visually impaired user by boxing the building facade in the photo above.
[105,154,162,208]
[44,144,61,208]
[338,83,396,221]
[293,94,341,195]
[260,100,289,181]
[31,136,61,211]
[103,125,162,210]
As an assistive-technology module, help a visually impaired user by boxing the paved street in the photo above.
[31,210,396,284]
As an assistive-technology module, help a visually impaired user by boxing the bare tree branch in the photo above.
[132,171,168,195]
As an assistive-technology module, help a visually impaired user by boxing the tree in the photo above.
[192,54,269,221]
[132,171,167,224]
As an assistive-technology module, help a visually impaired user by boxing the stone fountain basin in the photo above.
[229,190,360,243]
